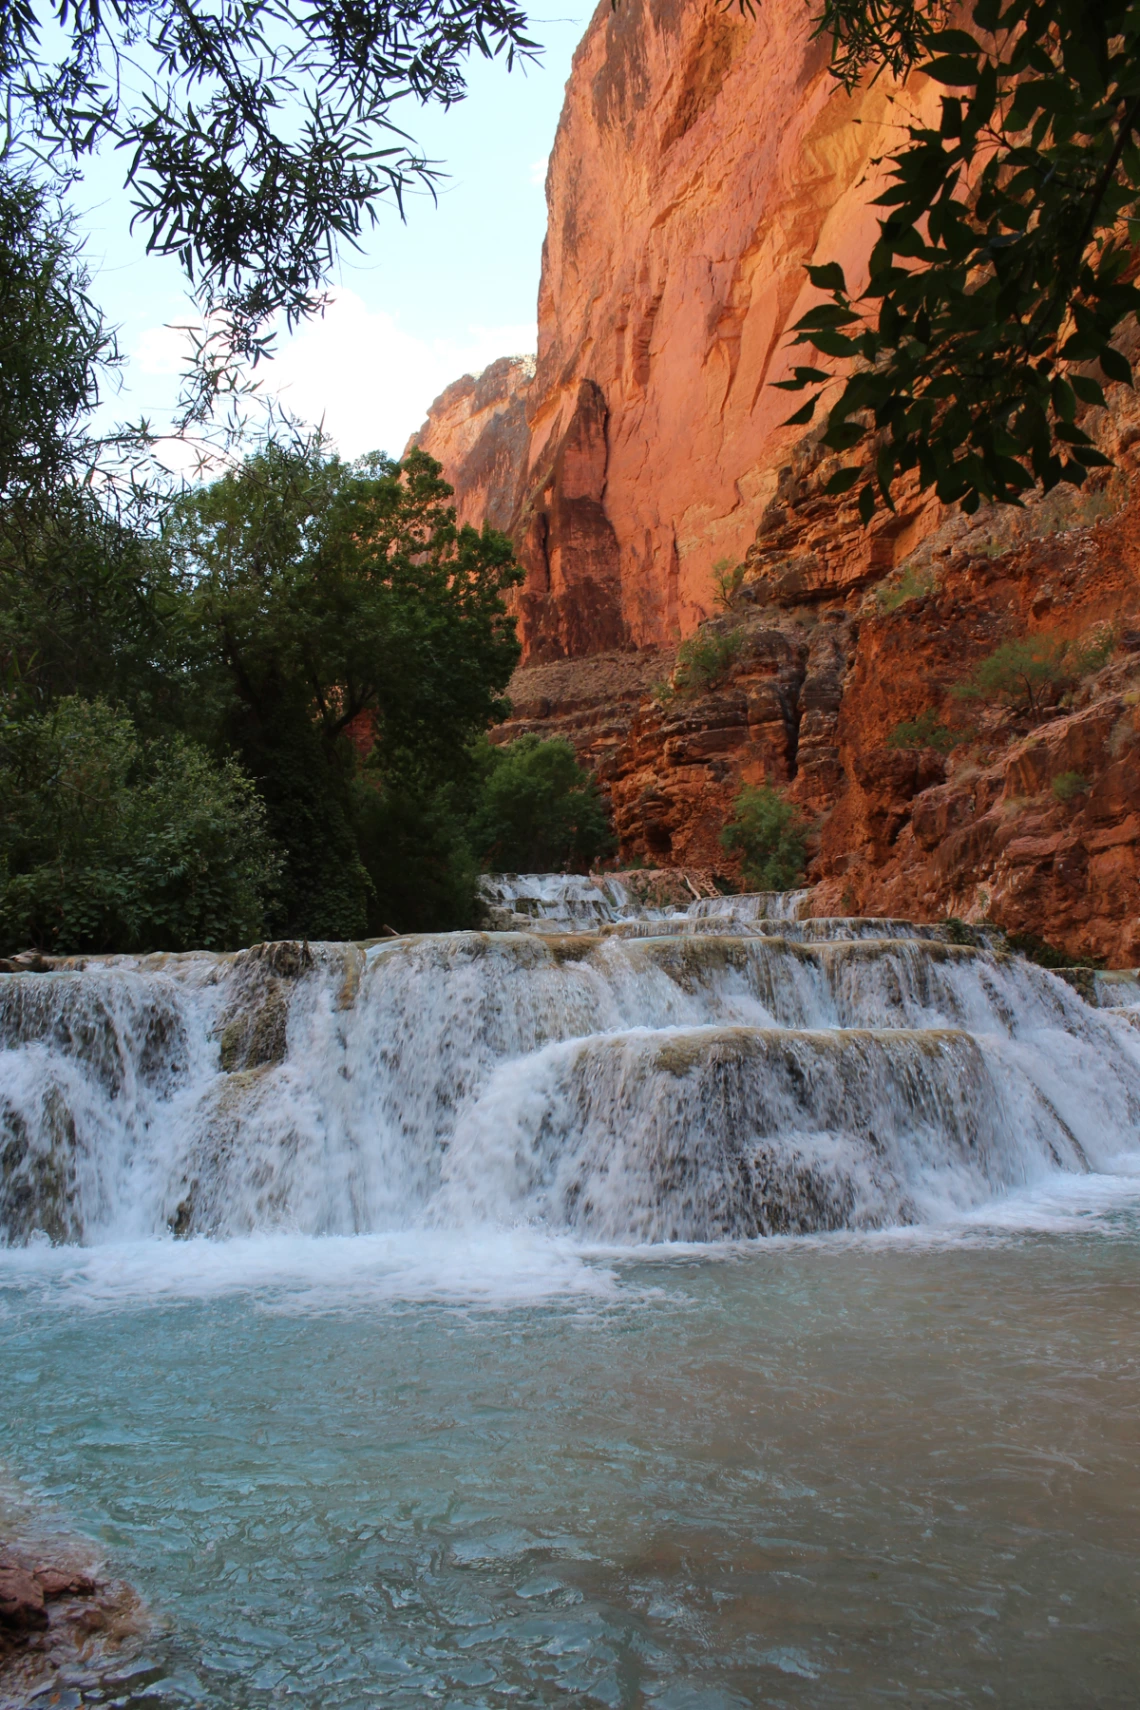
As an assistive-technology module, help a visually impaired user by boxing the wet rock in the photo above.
[0,952,57,973]
[214,940,313,1072]
[0,1563,47,1632]
[1051,968,1098,1003]
[0,1540,145,1703]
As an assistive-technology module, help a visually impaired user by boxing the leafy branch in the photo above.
[776,0,1140,519]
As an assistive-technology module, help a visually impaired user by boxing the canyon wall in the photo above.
[411,0,1140,962]
[413,0,933,659]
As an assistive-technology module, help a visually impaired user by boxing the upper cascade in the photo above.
[3,888,1138,1248]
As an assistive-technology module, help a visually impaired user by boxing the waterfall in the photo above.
[3,887,1139,1245]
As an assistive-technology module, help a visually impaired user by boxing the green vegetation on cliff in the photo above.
[720,785,810,892]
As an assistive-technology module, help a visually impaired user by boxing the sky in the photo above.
[71,10,589,465]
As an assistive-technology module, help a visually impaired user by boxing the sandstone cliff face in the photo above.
[415,0,928,659]
[524,0,913,653]
[409,0,1140,961]
[409,355,534,534]
[600,385,1140,966]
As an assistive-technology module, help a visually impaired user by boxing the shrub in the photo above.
[886,707,960,754]
[953,627,1116,719]
[661,626,743,701]
[1069,623,1116,675]
[1052,771,1090,802]
[1006,930,1103,971]
[953,635,1072,716]
[875,563,937,614]
[719,784,809,891]
[0,697,280,954]
[470,735,615,874]
[712,558,747,609]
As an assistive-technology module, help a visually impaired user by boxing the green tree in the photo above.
[952,637,1072,718]
[952,627,1114,719]
[169,441,523,937]
[353,777,483,933]
[0,171,118,499]
[0,487,184,719]
[469,735,614,873]
[719,784,810,892]
[776,0,1140,518]
[0,697,279,954]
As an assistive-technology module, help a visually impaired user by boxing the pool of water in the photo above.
[3,1181,1139,1709]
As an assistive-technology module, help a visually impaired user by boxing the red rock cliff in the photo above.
[409,355,534,534]
[411,0,1140,962]
[416,0,930,661]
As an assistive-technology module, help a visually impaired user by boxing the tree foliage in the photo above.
[778,0,1140,518]
[0,697,279,954]
[469,734,614,874]
[170,442,521,768]
[0,487,182,718]
[0,0,535,374]
[0,171,117,498]
[719,784,810,892]
[167,441,523,937]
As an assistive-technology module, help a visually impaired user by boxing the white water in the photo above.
[3,885,1139,1247]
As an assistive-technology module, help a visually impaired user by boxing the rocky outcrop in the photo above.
[0,1540,144,1701]
[491,645,672,768]
[570,381,1140,965]
[408,355,534,534]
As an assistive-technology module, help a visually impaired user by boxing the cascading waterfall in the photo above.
[2,882,1140,1245]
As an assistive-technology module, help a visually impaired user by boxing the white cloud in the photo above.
[131,290,536,463]
[529,156,548,188]
[133,322,193,377]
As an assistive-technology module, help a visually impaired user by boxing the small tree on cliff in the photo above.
[952,626,1116,720]
[720,784,810,892]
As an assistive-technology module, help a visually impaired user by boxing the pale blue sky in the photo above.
[72,11,588,464]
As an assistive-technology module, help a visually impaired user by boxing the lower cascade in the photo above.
[3,879,1140,1246]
